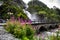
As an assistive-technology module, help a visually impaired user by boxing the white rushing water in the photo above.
[23,5,39,21]
[23,9,38,21]
[23,9,32,20]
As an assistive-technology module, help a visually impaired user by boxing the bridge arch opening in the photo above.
[55,25,59,28]
[38,26,47,32]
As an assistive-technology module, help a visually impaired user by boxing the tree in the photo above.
[0,0,28,19]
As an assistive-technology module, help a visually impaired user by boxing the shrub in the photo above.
[4,20,35,40]
[22,37,29,40]
[25,25,35,39]
[4,21,16,34]
[14,24,26,38]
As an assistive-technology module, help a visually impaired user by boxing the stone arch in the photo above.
[36,26,47,34]
[55,24,59,28]
[49,25,55,29]
[39,26,47,31]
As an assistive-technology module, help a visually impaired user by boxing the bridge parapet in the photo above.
[31,22,60,32]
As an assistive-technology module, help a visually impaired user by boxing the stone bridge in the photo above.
[31,22,60,32]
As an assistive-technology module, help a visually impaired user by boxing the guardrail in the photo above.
[0,22,60,26]
[0,23,6,26]
[31,21,60,25]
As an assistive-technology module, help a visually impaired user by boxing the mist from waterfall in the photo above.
[23,5,38,21]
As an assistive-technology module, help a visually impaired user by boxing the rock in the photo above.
[0,26,19,40]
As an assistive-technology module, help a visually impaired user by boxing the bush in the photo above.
[4,21,16,34]
[25,25,35,39]
[14,24,26,38]
[4,20,35,40]
[22,37,29,40]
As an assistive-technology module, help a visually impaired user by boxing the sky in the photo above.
[23,0,60,8]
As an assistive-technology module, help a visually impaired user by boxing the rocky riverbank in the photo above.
[36,28,60,40]
[0,26,19,40]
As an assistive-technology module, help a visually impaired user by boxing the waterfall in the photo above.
[23,4,39,21]
[23,9,38,21]
[23,9,32,20]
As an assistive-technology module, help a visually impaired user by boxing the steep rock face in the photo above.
[13,0,26,8]
[0,0,26,9]
[27,0,48,13]
[28,0,47,8]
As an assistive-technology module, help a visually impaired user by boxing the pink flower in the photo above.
[28,20,32,24]
[10,16,15,22]
[18,17,21,22]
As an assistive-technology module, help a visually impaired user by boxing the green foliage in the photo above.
[4,20,35,40]
[22,37,29,40]
[14,24,26,38]
[0,0,28,19]
[5,24,15,33]
[25,25,35,40]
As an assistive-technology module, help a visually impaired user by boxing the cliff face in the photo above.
[13,0,26,8]
[27,0,49,13]
[28,0,47,8]
[0,0,26,9]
